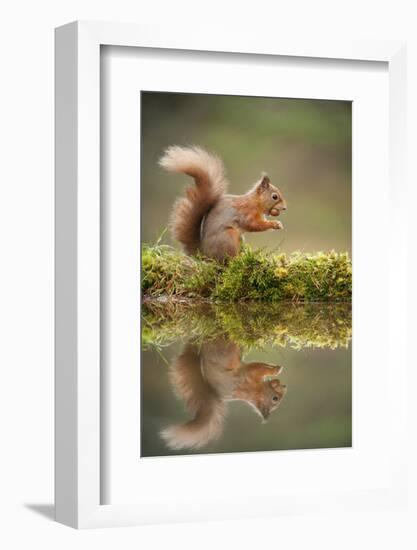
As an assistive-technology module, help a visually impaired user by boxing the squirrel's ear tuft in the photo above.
[261,410,270,423]
[257,174,270,193]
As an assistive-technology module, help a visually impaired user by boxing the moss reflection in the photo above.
[142,300,351,351]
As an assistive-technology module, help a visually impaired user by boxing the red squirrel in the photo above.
[159,146,287,261]
[160,339,287,451]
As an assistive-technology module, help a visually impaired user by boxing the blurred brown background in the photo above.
[141,92,351,254]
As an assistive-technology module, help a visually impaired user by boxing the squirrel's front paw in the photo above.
[272,221,283,230]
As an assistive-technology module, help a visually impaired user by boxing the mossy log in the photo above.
[142,244,352,302]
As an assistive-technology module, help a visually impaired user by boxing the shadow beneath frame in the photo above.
[24,503,55,521]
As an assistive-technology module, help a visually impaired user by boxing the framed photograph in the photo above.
[55,21,407,528]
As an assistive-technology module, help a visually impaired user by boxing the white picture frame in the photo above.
[55,20,407,529]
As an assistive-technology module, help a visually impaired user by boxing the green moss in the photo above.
[142,244,351,302]
[142,244,220,298]
[142,301,352,351]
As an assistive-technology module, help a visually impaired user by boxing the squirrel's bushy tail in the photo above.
[160,397,225,451]
[159,146,228,254]
[160,343,226,450]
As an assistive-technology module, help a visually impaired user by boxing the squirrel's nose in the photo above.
[281,206,287,211]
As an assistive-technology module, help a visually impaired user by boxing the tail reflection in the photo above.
[160,338,287,451]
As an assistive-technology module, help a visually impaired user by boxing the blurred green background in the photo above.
[141,92,352,254]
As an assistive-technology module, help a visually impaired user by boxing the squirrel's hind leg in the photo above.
[201,228,241,261]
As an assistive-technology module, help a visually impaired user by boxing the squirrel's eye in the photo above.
[272,193,278,201]
[272,395,279,402]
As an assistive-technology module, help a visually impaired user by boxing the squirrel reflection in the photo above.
[160,338,287,451]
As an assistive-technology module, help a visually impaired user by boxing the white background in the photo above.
[0,1,416,549]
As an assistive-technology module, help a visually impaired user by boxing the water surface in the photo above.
[141,302,351,457]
